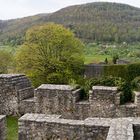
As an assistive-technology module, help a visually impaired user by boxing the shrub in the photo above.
[81,76,132,104]
[131,76,140,91]
[112,54,119,64]
[103,63,140,82]
[127,63,140,81]
[103,64,128,80]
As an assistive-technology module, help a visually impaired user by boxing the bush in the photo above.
[127,63,140,81]
[103,63,140,82]
[81,76,132,104]
[112,54,119,64]
[103,64,128,80]
[131,76,140,91]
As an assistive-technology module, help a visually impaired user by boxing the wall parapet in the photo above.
[19,113,140,140]
[35,84,81,119]
[33,84,140,119]
[19,113,109,140]
[0,74,34,116]
[1,74,140,119]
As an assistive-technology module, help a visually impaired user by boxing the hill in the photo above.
[0,2,140,45]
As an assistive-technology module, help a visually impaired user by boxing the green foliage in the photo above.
[104,58,108,64]
[104,64,128,80]
[127,63,140,81]
[102,63,140,103]
[15,23,84,87]
[104,63,140,82]
[112,54,119,64]
[131,76,140,91]
[0,50,13,73]
[1,3,140,45]
[82,76,132,104]
[84,43,140,64]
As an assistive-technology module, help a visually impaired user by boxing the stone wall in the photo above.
[18,114,109,140]
[0,115,6,140]
[34,84,140,119]
[35,84,81,119]
[1,74,140,119]
[89,86,119,118]
[0,74,34,116]
[19,114,140,140]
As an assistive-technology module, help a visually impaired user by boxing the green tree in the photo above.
[0,50,13,73]
[112,54,119,64]
[104,58,108,64]
[15,23,84,87]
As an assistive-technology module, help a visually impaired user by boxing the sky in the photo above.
[0,0,140,20]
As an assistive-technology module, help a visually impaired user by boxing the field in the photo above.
[84,43,140,64]
[0,43,140,65]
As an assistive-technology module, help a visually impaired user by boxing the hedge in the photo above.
[103,63,140,81]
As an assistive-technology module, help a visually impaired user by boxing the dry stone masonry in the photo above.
[19,113,140,140]
[1,74,140,119]
[0,74,34,116]
[2,74,140,139]
[35,84,82,119]
[18,113,109,140]
[34,84,140,119]
[0,115,6,140]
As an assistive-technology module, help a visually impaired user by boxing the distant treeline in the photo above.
[1,2,140,45]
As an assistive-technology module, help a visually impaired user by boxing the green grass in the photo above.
[84,43,140,64]
[0,45,17,54]
[7,116,18,140]
[85,54,111,64]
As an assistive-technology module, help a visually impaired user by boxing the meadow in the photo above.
[84,43,140,64]
[1,42,140,65]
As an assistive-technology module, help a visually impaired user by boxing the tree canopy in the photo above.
[1,2,140,44]
[0,50,12,74]
[15,23,84,86]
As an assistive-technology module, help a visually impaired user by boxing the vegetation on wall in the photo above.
[79,76,132,104]
[15,23,84,87]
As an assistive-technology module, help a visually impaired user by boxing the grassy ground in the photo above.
[84,43,140,64]
[0,45,18,54]
[7,116,18,140]
[85,54,111,64]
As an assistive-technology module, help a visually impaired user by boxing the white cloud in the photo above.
[0,0,140,20]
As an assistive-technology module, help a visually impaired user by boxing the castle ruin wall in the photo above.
[0,74,34,116]
[18,114,109,140]
[0,115,6,140]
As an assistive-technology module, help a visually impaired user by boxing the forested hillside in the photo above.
[0,2,140,44]
[0,14,48,45]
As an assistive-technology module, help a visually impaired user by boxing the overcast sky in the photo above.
[0,0,140,20]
